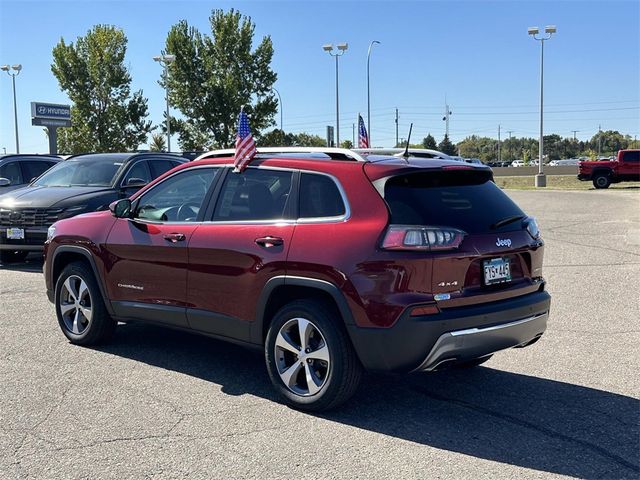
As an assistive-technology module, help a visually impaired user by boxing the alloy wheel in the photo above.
[274,317,331,396]
[59,275,93,335]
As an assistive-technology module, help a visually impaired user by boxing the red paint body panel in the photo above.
[102,218,199,308]
[187,223,295,321]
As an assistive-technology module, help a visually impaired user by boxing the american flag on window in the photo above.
[358,114,370,148]
[233,108,257,173]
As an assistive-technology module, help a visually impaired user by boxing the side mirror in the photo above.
[124,178,148,188]
[109,198,132,218]
[0,177,11,187]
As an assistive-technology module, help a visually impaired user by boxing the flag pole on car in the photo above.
[233,106,257,173]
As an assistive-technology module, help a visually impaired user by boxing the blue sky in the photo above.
[0,0,638,153]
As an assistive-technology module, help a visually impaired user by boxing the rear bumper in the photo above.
[346,290,551,372]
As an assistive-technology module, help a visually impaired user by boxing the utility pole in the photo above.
[497,124,501,162]
[571,130,579,141]
[352,122,355,146]
[395,108,399,147]
[598,124,602,157]
[443,98,452,137]
[507,130,514,161]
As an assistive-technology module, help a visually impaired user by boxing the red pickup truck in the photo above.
[578,149,640,189]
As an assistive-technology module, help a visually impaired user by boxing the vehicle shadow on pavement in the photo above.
[96,323,639,479]
[0,255,44,273]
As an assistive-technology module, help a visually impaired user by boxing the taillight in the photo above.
[381,225,466,251]
[523,217,540,240]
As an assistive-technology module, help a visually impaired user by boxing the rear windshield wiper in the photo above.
[490,214,525,230]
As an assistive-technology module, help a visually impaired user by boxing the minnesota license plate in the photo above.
[483,257,511,285]
[6,228,25,240]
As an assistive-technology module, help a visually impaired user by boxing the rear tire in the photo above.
[265,299,362,411]
[592,173,611,189]
[0,250,29,264]
[54,261,116,345]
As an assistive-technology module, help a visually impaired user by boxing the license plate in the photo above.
[6,228,25,240]
[483,257,511,285]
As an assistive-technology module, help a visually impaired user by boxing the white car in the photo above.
[511,160,525,167]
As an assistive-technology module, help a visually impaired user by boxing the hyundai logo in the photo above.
[496,237,512,247]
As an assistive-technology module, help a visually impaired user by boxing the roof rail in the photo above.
[194,147,368,162]
[352,148,451,159]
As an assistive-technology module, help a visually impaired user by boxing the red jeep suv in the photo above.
[44,148,550,411]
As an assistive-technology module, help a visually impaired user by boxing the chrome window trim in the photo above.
[130,164,351,226]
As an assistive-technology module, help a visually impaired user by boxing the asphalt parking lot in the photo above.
[1,189,638,479]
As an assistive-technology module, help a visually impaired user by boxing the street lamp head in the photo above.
[152,55,162,62]
[337,43,348,51]
[12,64,22,72]
[545,25,557,34]
[322,44,333,52]
[164,54,176,63]
[0,65,9,71]
[372,40,381,45]
[527,27,539,35]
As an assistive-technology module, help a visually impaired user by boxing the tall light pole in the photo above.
[153,54,176,152]
[323,43,348,146]
[528,25,556,187]
[1,64,22,153]
[367,40,380,145]
[272,87,283,132]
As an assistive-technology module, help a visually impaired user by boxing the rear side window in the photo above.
[622,151,639,162]
[213,168,293,221]
[22,161,55,182]
[384,170,525,234]
[299,173,346,218]
[150,160,177,178]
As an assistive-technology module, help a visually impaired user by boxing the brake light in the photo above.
[381,225,466,251]
[524,217,540,240]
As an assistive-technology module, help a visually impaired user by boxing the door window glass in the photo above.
[123,161,151,186]
[135,168,218,222]
[213,169,294,221]
[22,161,56,183]
[299,173,346,218]
[0,162,22,185]
[622,151,639,162]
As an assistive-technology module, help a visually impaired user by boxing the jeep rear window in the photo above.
[384,170,525,234]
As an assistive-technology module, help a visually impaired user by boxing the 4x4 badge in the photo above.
[496,238,512,247]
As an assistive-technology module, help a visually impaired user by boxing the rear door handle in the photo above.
[255,236,284,247]
[163,233,186,243]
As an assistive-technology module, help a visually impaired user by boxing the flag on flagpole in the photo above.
[233,108,257,173]
[358,114,370,148]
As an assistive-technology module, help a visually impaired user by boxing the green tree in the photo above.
[149,133,166,151]
[438,134,457,156]
[293,133,326,147]
[51,25,152,153]
[340,139,353,149]
[422,133,437,150]
[164,9,277,150]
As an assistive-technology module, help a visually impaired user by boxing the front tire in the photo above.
[265,300,362,411]
[593,173,611,189]
[54,261,115,345]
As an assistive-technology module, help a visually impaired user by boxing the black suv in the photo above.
[0,152,185,263]
[0,154,60,193]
